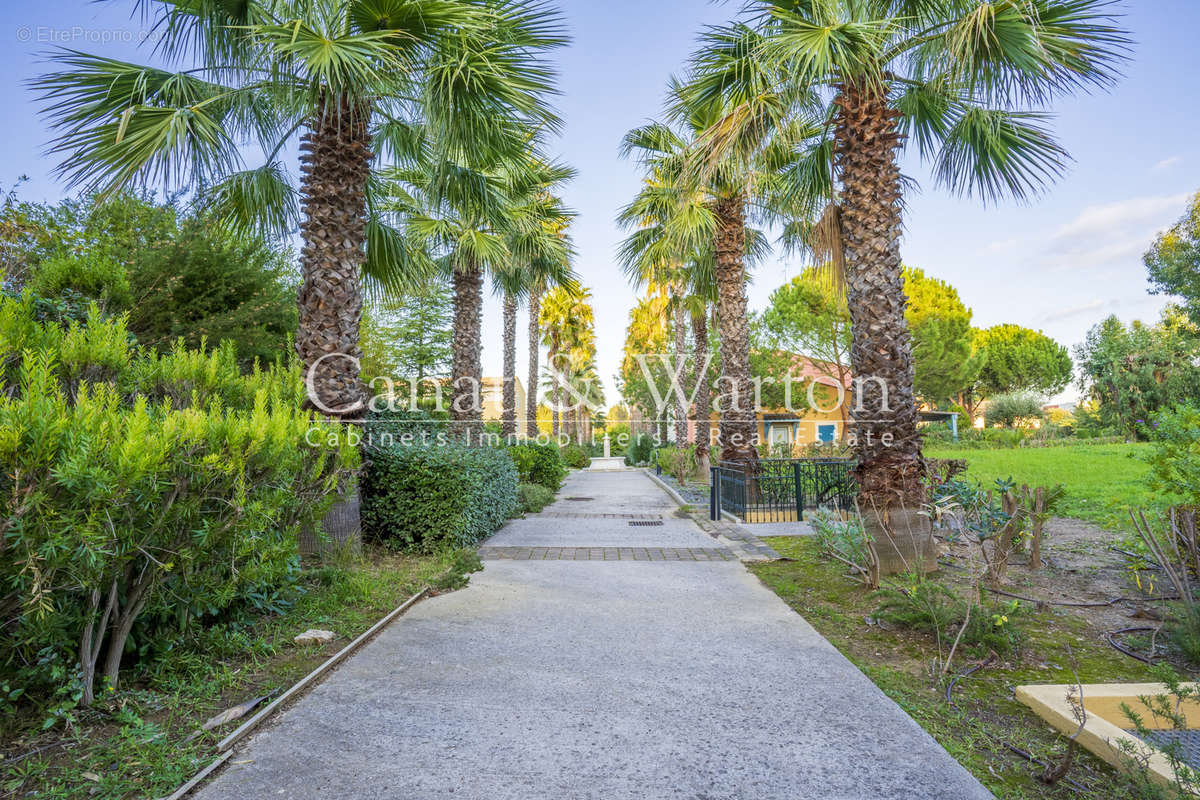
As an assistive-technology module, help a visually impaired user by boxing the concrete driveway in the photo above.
[195,469,991,800]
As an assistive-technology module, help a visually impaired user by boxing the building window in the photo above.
[769,424,793,446]
[817,423,837,444]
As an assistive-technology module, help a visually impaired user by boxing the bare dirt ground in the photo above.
[941,517,1160,636]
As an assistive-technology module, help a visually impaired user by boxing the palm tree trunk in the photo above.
[502,291,518,440]
[526,290,541,438]
[836,83,925,507]
[672,297,687,445]
[712,195,757,463]
[450,261,484,433]
[691,308,711,477]
[296,94,370,417]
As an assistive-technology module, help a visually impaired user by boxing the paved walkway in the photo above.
[196,470,990,800]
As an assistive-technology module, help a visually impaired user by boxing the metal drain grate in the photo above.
[628,520,665,527]
[565,497,594,502]
[1127,729,1200,771]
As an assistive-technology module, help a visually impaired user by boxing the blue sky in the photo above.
[2,1,1198,407]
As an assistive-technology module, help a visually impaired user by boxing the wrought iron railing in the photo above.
[710,458,856,522]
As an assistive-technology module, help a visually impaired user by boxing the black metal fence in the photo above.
[710,459,856,522]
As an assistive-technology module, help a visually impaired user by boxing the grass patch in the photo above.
[2,546,476,800]
[752,536,1160,799]
[927,444,1159,531]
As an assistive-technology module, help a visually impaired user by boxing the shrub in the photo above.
[362,406,449,445]
[5,190,297,366]
[656,445,697,484]
[626,434,655,466]
[873,577,1024,655]
[507,442,566,490]
[561,443,591,469]
[361,442,517,552]
[1147,405,1200,506]
[28,251,132,310]
[516,482,556,515]
[124,217,297,365]
[604,423,630,453]
[0,297,353,709]
[984,392,1046,429]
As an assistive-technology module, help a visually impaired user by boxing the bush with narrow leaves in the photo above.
[0,296,355,710]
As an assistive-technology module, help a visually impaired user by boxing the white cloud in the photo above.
[1044,193,1190,270]
[1152,156,1182,172]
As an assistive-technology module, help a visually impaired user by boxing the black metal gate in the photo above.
[710,459,856,522]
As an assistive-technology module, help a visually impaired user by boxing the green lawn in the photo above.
[925,444,1160,531]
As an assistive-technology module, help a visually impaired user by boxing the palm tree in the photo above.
[390,154,571,431]
[35,0,565,416]
[560,351,606,441]
[496,186,576,439]
[628,76,816,462]
[618,179,696,447]
[620,92,784,463]
[539,285,594,438]
[685,2,1127,511]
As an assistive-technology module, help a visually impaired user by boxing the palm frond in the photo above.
[34,52,253,193]
[934,107,1070,202]
[364,213,436,297]
[198,161,298,237]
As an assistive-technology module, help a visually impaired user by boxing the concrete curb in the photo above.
[642,469,690,507]
[162,588,431,800]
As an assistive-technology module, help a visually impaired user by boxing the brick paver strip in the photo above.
[478,546,736,561]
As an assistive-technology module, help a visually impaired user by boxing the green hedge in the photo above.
[516,482,556,515]
[507,442,566,490]
[561,444,591,469]
[362,443,517,551]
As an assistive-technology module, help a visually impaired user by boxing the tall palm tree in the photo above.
[539,285,594,438]
[628,75,816,465]
[560,351,606,441]
[35,0,565,416]
[685,1,1127,510]
[620,92,784,462]
[391,155,570,430]
[496,186,576,439]
[618,179,695,446]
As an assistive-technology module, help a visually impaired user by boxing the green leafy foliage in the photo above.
[1,191,298,365]
[507,442,566,490]
[122,215,297,364]
[1076,310,1200,439]
[984,391,1046,429]
[1146,405,1200,507]
[873,578,1025,656]
[625,434,656,466]
[0,295,354,710]
[1145,191,1200,326]
[361,442,517,552]
[360,278,453,383]
[655,445,697,484]
[905,267,985,407]
[27,251,132,310]
[516,482,556,515]
[972,323,1074,399]
[560,443,591,469]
